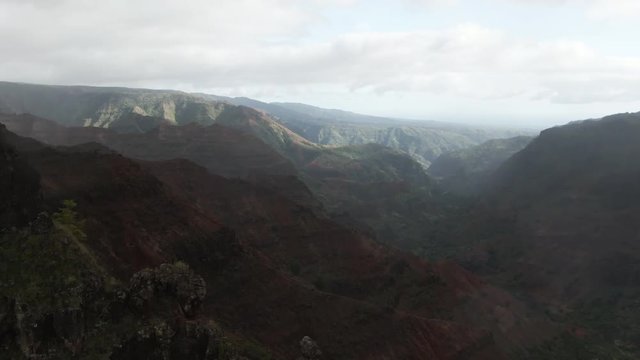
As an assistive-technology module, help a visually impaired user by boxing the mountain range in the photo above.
[205,93,532,168]
[0,81,532,252]
[0,81,532,168]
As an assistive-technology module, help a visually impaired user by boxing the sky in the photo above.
[1,0,640,128]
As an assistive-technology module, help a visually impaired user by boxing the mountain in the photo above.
[0,123,256,359]
[0,113,430,215]
[0,90,448,254]
[164,92,535,168]
[486,113,640,301]
[0,122,548,359]
[0,112,453,259]
[433,112,640,358]
[0,82,532,261]
[142,157,552,352]
[428,136,533,195]
[0,82,425,187]
[1,113,296,178]
[0,82,527,279]
[0,81,535,170]
[0,81,229,129]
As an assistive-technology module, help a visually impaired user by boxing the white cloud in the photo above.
[1,0,640,107]
[405,0,640,19]
[587,0,640,19]
[401,0,458,6]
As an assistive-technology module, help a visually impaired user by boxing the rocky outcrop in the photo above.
[297,336,322,360]
[0,260,228,360]
[128,262,206,318]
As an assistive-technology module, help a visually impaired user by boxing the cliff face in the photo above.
[0,82,228,129]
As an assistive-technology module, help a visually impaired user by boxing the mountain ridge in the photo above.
[1,81,533,168]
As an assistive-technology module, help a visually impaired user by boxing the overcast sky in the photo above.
[2,0,640,127]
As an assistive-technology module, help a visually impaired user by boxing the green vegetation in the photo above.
[0,200,107,315]
[0,200,273,359]
[52,199,87,241]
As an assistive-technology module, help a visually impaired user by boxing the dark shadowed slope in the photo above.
[143,157,552,354]
[0,123,254,359]
[434,112,640,358]
[0,112,448,252]
[428,136,533,195]
[0,126,41,228]
[0,113,320,209]
[486,112,640,301]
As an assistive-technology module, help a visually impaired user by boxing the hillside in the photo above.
[0,81,227,129]
[0,82,428,184]
[0,125,40,228]
[0,82,530,260]
[428,136,533,195]
[485,113,640,302]
[169,93,535,168]
[0,83,521,227]
[0,123,539,359]
[0,112,460,258]
[434,112,640,358]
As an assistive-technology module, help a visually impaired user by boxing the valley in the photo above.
[1,82,639,359]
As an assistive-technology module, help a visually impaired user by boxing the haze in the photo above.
[2,0,640,127]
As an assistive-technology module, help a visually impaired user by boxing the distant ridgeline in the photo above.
[0,81,531,168]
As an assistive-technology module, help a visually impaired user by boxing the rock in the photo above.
[128,262,206,318]
[298,336,321,360]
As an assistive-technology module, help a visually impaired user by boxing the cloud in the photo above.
[405,0,640,19]
[587,0,640,19]
[1,0,640,105]
[401,0,458,6]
